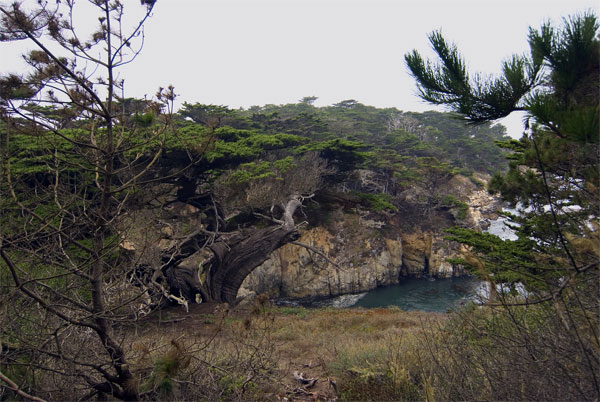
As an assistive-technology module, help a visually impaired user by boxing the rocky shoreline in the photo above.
[238,173,502,303]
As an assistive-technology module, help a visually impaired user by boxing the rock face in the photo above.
[239,223,469,301]
[399,230,466,278]
[240,222,404,300]
[125,172,500,304]
[239,173,501,302]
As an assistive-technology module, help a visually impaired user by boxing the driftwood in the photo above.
[293,370,318,389]
[328,377,338,396]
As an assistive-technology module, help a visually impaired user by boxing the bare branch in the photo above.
[0,370,47,402]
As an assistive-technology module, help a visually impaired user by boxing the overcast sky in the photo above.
[1,0,598,137]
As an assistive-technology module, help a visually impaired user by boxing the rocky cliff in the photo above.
[238,173,502,301]
[124,170,501,305]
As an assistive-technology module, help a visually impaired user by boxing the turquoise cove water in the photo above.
[351,277,483,312]
[276,277,484,312]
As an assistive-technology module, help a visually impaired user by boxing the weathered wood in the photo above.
[142,194,310,306]
[204,225,298,303]
[214,226,300,303]
[198,195,305,304]
[293,371,318,388]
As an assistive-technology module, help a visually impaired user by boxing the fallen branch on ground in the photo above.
[293,370,318,388]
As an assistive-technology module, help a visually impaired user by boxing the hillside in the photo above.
[1,100,508,307]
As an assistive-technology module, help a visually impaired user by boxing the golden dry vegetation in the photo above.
[120,301,445,401]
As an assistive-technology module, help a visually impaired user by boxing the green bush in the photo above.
[352,192,398,212]
[439,194,468,219]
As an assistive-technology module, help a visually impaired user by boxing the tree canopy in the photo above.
[407,11,599,399]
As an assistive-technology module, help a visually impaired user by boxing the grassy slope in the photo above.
[122,302,445,401]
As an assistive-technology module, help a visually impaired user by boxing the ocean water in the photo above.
[350,277,483,312]
[276,277,484,312]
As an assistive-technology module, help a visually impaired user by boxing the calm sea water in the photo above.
[274,212,511,312]
[350,277,483,312]
[277,277,484,313]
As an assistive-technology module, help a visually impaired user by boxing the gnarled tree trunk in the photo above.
[143,195,306,306]
[205,224,300,303]
[202,194,303,304]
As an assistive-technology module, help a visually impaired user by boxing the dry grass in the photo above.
[117,303,445,401]
[7,296,594,401]
[270,307,444,401]
[269,306,441,360]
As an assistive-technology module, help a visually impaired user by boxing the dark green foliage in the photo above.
[352,192,398,212]
[439,195,468,220]
[206,128,307,164]
[296,138,369,170]
[225,157,295,185]
[406,111,510,173]
[146,340,191,398]
[4,128,92,177]
[132,112,155,127]
[446,227,557,290]
[238,101,509,174]
[407,11,599,288]
[179,102,251,129]
[0,73,38,100]
[204,100,510,227]
[1,97,510,252]
[405,32,540,123]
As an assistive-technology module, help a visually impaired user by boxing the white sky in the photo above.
[1,0,598,138]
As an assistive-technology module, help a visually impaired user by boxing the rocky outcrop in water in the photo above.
[239,223,466,301]
[239,222,403,300]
